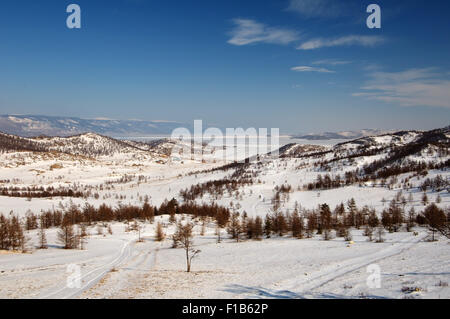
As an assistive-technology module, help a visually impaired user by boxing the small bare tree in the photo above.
[423,203,446,241]
[438,223,450,239]
[363,225,374,242]
[375,227,385,243]
[155,222,165,242]
[200,218,206,236]
[215,208,229,243]
[422,193,428,206]
[78,224,88,250]
[38,217,47,249]
[227,212,242,242]
[322,229,332,241]
[58,216,76,249]
[172,222,200,272]
[136,222,144,242]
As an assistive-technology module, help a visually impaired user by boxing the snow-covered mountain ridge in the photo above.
[291,129,395,140]
[0,114,189,137]
[0,131,169,158]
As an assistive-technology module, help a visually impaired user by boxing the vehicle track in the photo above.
[77,239,159,298]
[272,232,427,297]
[38,238,134,299]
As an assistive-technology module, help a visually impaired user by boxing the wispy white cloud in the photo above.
[287,0,345,18]
[312,59,351,66]
[297,35,385,50]
[227,19,299,46]
[363,63,383,72]
[291,66,335,73]
[352,68,450,108]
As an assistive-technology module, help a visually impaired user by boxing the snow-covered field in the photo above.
[0,130,449,299]
[1,217,448,299]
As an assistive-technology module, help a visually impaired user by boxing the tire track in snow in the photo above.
[38,238,134,299]
[272,232,427,297]
[79,240,159,298]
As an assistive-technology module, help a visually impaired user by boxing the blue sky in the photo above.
[0,0,449,133]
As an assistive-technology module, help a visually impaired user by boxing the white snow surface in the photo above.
[0,131,449,299]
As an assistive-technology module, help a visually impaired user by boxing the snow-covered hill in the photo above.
[283,127,449,167]
[0,131,179,159]
[0,127,448,300]
[291,129,395,140]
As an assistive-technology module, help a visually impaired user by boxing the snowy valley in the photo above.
[0,127,449,299]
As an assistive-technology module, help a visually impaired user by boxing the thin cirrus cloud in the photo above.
[352,68,450,109]
[312,59,351,66]
[286,0,346,18]
[297,35,385,50]
[291,66,335,73]
[227,19,299,46]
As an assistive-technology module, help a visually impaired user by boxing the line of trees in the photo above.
[2,195,448,253]
[2,198,232,250]
[180,178,253,201]
[0,132,47,153]
[0,186,85,199]
[304,158,448,192]
[23,199,232,230]
[225,199,450,243]
[420,175,449,192]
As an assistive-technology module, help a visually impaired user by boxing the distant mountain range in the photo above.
[1,126,448,163]
[0,114,191,137]
[0,130,178,158]
[291,129,395,140]
[0,115,435,143]
[281,126,450,164]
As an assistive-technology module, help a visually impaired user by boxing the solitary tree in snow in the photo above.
[136,222,144,242]
[172,222,200,272]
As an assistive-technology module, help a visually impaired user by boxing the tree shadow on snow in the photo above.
[44,244,65,249]
[222,284,306,299]
[387,271,450,276]
[222,284,390,299]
